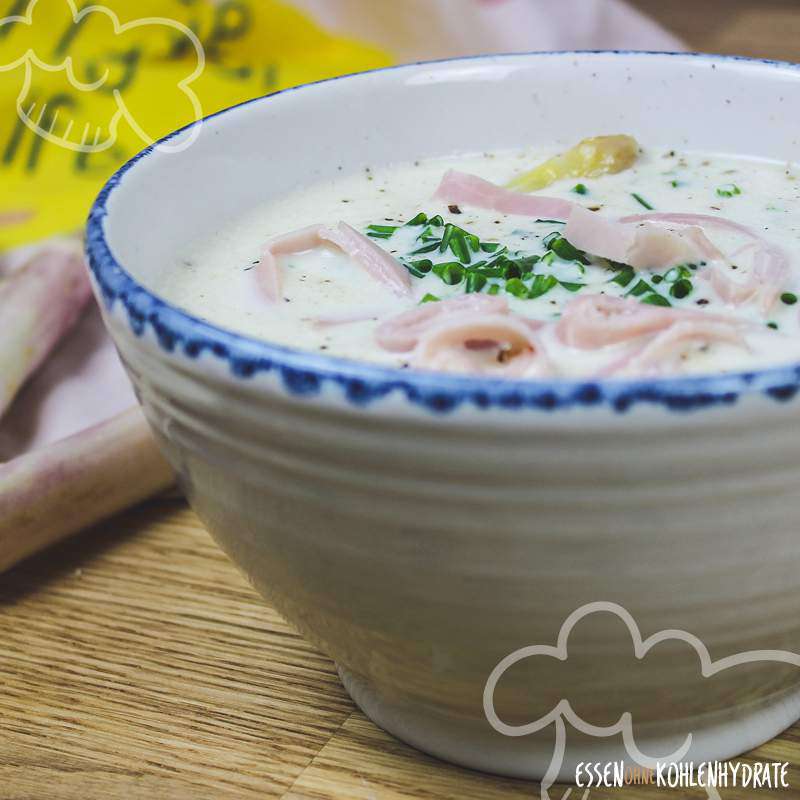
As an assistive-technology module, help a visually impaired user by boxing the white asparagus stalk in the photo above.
[0,407,175,574]
[0,244,93,418]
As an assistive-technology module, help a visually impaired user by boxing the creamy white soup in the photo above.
[158,140,800,379]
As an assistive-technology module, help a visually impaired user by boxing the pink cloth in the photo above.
[0,1,681,459]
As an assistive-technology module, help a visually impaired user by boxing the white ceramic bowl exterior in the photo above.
[87,53,800,781]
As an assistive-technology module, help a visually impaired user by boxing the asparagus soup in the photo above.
[157,137,800,379]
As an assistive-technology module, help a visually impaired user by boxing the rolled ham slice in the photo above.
[411,313,551,378]
[620,212,791,314]
[258,222,411,302]
[556,294,738,349]
[604,320,748,377]
[564,205,725,270]
[434,170,574,220]
[375,294,510,352]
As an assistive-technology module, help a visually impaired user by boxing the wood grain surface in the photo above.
[3,4,800,798]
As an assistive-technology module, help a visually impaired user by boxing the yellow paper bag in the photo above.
[0,0,391,250]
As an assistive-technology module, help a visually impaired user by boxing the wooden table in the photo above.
[4,5,800,798]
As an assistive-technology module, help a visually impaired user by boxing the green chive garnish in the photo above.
[429,215,444,227]
[420,293,440,303]
[767,321,779,330]
[408,259,433,274]
[542,231,560,249]
[535,219,566,225]
[432,261,465,286]
[670,278,693,299]
[641,294,672,307]
[611,265,635,287]
[512,255,540,274]
[716,184,741,198]
[540,251,556,266]
[627,279,653,298]
[449,230,472,264]
[366,224,397,239]
[572,183,588,195]
[670,179,680,188]
[504,278,529,298]
[549,236,587,263]
[465,272,488,294]
[405,213,428,226]
[410,241,440,255]
[632,193,654,210]
[559,281,585,292]
[528,274,559,299]
[487,284,500,296]
[480,242,504,254]
[781,292,798,305]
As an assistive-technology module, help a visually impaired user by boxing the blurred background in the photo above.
[630,0,800,61]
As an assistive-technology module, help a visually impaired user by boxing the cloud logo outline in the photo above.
[484,600,800,800]
[0,0,206,154]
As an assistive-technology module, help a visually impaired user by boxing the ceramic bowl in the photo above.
[87,52,800,783]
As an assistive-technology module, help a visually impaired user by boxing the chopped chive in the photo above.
[404,264,429,279]
[627,279,653,298]
[540,251,556,266]
[474,266,504,278]
[542,231,561,249]
[504,278,529,298]
[405,213,428,226]
[418,226,439,241]
[410,241,440,255]
[611,265,635,287]
[670,179,680,188]
[367,232,393,240]
[559,281,585,292]
[480,242,504,253]
[432,261,465,286]
[767,321,779,330]
[535,219,566,225]
[465,272,488,293]
[572,183,588,195]
[651,274,664,284]
[449,230,472,264]
[367,224,397,235]
[641,293,672,307]
[716,183,742,198]
[439,223,455,254]
[549,236,587,263]
[408,259,433,274]
[781,292,798,305]
[420,293,440,303]
[512,255,540,274]
[670,278,693,299]
[429,215,444,227]
[501,258,522,280]
[487,284,500,296]
[632,193,654,210]
[465,232,481,253]
[528,274,559,299]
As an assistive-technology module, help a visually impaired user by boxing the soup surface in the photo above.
[157,142,800,379]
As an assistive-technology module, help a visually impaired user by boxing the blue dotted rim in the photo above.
[86,50,800,414]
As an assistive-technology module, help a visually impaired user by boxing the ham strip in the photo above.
[556,294,737,349]
[258,222,411,302]
[434,170,574,220]
[411,313,551,378]
[604,320,748,377]
[564,205,724,270]
[375,294,510,352]
[620,212,791,313]
[320,223,412,298]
